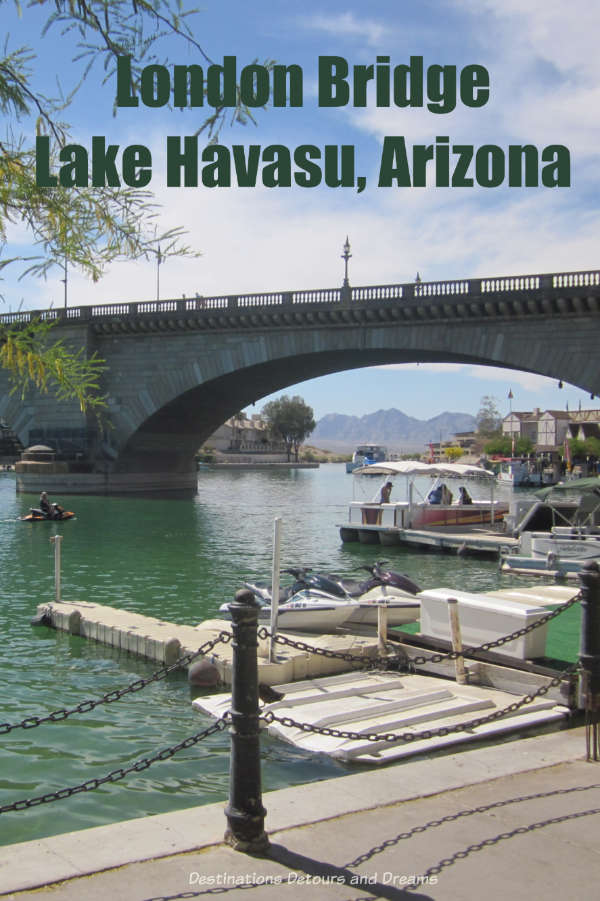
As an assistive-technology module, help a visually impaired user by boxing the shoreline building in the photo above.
[201,413,288,463]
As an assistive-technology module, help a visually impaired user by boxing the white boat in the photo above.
[218,589,356,633]
[501,477,600,577]
[500,552,593,580]
[495,458,543,487]
[339,460,510,545]
[345,444,387,473]
[341,586,420,627]
[524,529,600,560]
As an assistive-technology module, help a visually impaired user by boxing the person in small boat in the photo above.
[379,481,393,503]
[458,486,473,505]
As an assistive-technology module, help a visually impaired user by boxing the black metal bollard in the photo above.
[578,561,600,761]
[224,588,269,852]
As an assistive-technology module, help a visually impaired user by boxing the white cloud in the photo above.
[300,12,389,47]
[378,362,564,394]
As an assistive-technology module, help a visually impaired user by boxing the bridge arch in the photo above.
[1,268,598,493]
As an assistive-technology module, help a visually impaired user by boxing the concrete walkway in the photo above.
[2,725,600,900]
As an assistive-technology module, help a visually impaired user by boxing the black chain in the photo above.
[0,631,233,735]
[410,592,581,667]
[344,782,600,869]
[263,660,579,745]
[259,590,582,670]
[0,714,231,813]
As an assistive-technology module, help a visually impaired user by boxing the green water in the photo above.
[0,466,581,847]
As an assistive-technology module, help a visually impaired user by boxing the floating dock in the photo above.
[339,522,519,556]
[194,669,571,764]
[34,600,381,687]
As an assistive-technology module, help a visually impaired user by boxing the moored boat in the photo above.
[493,458,543,487]
[338,460,510,549]
[342,588,421,627]
[219,589,357,633]
[501,476,600,577]
[345,443,388,473]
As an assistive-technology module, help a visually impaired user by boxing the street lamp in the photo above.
[341,236,352,287]
[156,245,162,301]
[60,254,68,309]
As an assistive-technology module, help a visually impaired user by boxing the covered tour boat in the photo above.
[339,460,510,547]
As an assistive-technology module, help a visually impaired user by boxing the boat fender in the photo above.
[188,657,221,688]
[30,607,53,628]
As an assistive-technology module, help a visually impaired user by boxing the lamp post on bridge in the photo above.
[156,246,162,302]
[61,254,68,310]
[341,236,352,304]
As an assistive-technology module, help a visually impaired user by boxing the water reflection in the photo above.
[0,466,580,846]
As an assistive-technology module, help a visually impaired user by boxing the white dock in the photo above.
[194,670,570,764]
[35,600,381,687]
[339,522,519,555]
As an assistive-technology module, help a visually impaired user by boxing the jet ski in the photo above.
[20,506,75,522]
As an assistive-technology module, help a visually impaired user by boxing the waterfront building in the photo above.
[200,414,288,462]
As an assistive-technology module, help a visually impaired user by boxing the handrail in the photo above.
[1,268,599,326]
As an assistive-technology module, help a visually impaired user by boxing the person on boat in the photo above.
[458,486,473,505]
[440,484,453,505]
[427,485,443,504]
[379,481,393,503]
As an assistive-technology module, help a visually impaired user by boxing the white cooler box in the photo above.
[417,588,549,660]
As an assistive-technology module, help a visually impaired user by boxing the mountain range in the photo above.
[310,408,476,451]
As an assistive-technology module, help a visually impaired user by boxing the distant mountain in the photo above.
[310,408,476,450]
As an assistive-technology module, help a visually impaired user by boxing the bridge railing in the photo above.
[1,268,600,326]
[552,271,600,288]
[414,279,471,297]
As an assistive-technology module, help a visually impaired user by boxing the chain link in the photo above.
[0,631,232,735]
[0,714,231,813]
[263,660,579,745]
[259,590,582,671]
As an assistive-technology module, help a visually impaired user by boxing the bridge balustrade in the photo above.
[2,268,600,327]
[237,292,288,308]
[291,288,341,305]
[481,276,541,293]
[414,279,471,298]
[351,284,404,301]
[553,271,600,288]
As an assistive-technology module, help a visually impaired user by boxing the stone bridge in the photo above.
[1,268,599,494]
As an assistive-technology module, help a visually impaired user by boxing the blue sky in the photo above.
[3,0,600,422]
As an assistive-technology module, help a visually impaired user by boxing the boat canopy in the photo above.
[535,476,600,500]
[353,460,496,481]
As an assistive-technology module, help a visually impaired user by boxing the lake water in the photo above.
[0,466,582,847]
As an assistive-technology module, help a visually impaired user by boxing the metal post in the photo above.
[578,561,600,760]
[224,588,269,852]
[447,597,467,684]
[50,535,63,602]
[269,517,282,663]
[377,602,388,655]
